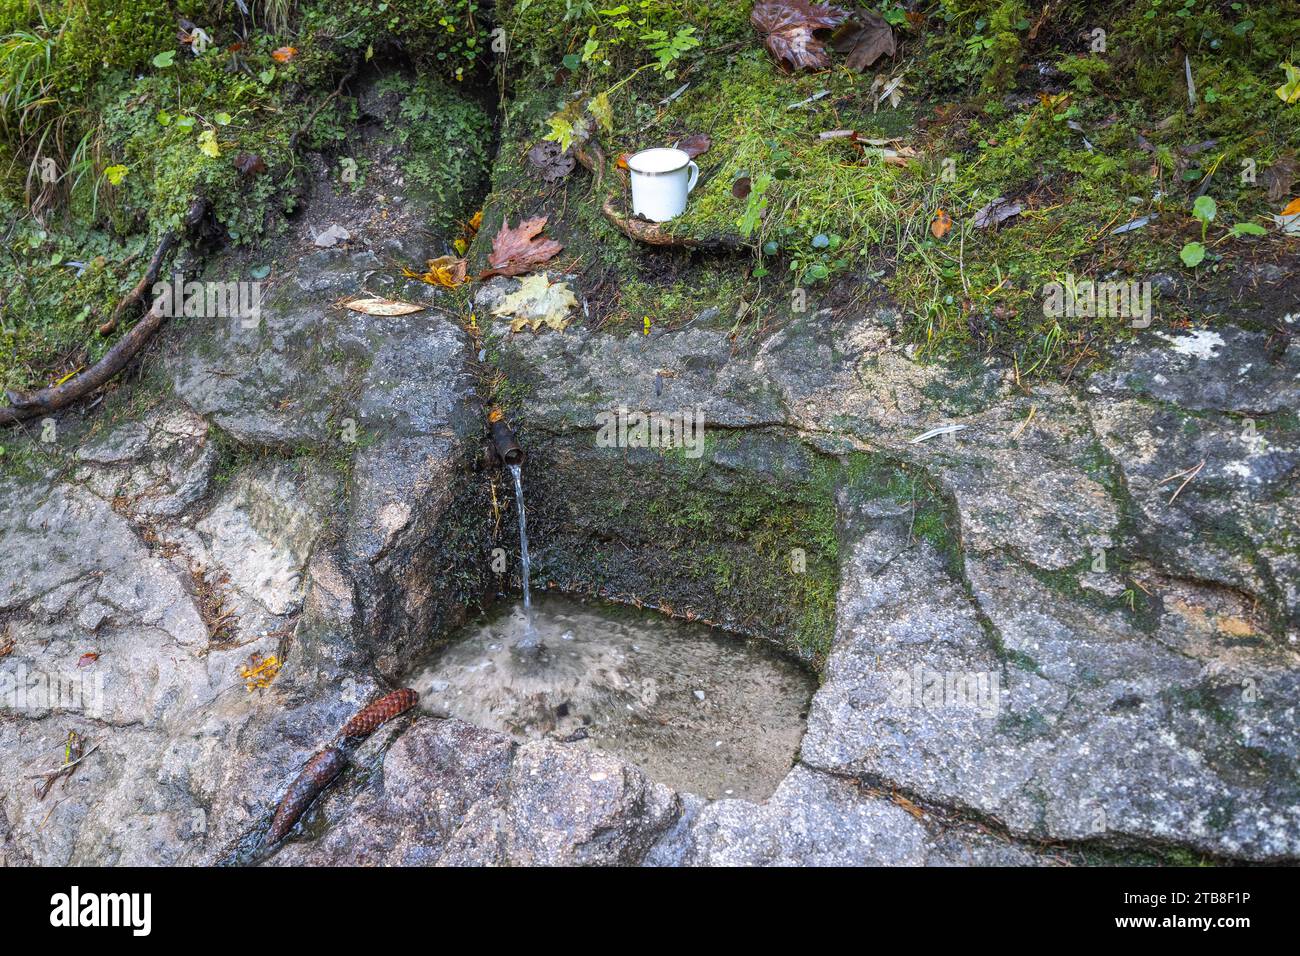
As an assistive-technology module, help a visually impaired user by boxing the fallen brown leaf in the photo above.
[1261,152,1296,202]
[233,152,266,177]
[482,216,564,278]
[831,9,896,71]
[972,196,1024,229]
[344,296,425,316]
[677,133,712,158]
[751,0,848,73]
[527,139,575,183]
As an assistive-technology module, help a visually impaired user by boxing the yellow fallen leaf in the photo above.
[492,274,576,333]
[404,255,468,288]
[344,296,425,316]
[239,654,281,691]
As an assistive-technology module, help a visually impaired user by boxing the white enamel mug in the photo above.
[628,147,700,223]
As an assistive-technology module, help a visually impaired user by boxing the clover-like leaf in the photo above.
[1180,241,1206,267]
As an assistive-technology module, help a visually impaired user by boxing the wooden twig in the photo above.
[29,743,100,800]
[598,194,748,252]
[2,196,207,428]
[289,68,356,152]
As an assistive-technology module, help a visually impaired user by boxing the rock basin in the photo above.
[407,594,816,801]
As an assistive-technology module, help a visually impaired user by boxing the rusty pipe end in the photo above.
[488,406,525,467]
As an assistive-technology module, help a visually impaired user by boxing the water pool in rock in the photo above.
[407,594,816,801]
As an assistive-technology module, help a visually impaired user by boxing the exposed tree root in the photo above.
[2,196,211,428]
[98,229,177,336]
[1,299,169,426]
[598,194,748,252]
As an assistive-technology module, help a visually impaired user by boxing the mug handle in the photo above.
[686,161,700,194]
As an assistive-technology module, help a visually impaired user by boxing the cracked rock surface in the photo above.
[2,80,1296,865]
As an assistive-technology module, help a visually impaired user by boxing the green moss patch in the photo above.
[517,427,957,665]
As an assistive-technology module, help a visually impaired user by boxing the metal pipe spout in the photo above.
[487,406,525,467]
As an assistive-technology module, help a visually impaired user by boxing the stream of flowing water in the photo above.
[507,462,536,644]
[407,594,816,800]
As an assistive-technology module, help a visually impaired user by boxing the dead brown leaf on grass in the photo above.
[972,196,1024,229]
[677,133,712,158]
[1262,152,1296,202]
[751,0,848,73]
[831,9,896,71]
[931,208,953,238]
[482,216,564,278]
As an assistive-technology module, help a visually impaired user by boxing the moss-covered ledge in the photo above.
[511,423,958,666]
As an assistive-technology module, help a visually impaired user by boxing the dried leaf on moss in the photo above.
[871,73,905,111]
[751,1,848,73]
[234,152,266,177]
[1261,153,1295,202]
[528,139,576,183]
[483,217,563,278]
[677,133,712,158]
[972,197,1023,229]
